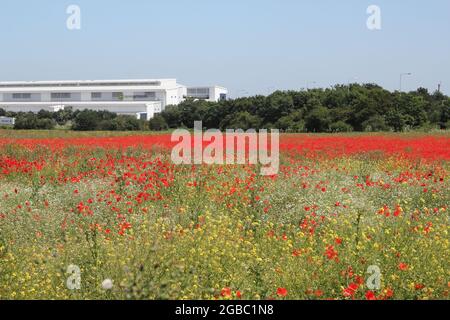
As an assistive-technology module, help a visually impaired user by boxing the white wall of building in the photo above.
[0,79,227,120]
[186,86,228,102]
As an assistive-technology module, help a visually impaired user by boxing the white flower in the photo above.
[102,279,113,290]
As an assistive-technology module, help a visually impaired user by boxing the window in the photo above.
[112,92,124,100]
[91,92,102,99]
[187,88,210,99]
[51,93,71,100]
[12,93,32,99]
[133,92,156,100]
[219,93,227,101]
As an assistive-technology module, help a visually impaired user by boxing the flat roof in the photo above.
[188,85,228,90]
[0,79,177,88]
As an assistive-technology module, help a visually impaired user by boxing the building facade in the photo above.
[0,79,227,120]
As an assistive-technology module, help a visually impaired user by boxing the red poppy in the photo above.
[314,290,323,297]
[325,245,338,261]
[343,283,359,297]
[398,262,409,271]
[221,287,232,298]
[277,287,288,297]
[365,291,377,300]
[415,283,425,290]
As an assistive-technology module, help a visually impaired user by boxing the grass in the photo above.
[0,133,448,300]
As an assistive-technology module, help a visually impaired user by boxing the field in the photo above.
[0,130,449,300]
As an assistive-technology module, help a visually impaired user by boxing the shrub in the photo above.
[329,121,353,133]
[149,115,169,131]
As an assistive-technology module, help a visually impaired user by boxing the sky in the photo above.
[0,0,449,97]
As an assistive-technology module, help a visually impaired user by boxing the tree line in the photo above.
[153,84,450,132]
[1,84,449,132]
[0,108,144,131]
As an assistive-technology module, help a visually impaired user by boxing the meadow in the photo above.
[0,130,449,300]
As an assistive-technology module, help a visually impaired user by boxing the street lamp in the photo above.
[399,73,412,92]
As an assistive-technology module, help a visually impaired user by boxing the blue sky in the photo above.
[0,0,449,96]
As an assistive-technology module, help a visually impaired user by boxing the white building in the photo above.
[187,86,228,102]
[0,79,227,120]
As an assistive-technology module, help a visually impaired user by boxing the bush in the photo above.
[149,115,169,131]
[362,115,390,132]
[305,106,331,132]
[329,121,353,133]
[14,113,38,130]
[222,111,262,130]
[73,110,98,131]
[36,118,56,130]
[111,115,141,131]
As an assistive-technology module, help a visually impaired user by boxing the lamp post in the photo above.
[399,73,412,92]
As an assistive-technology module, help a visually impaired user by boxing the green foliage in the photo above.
[362,115,390,132]
[4,84,450,132]
[158,84,449,132]
[329,121,353,133]
[305,106,332,132]
[14,112,56,130]
[222,111,263,130]
[72,110,120,131]
[148,114,169,131]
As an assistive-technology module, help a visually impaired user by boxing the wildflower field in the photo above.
[0,131,449,300]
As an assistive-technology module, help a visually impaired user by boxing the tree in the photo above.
[14,113,38,129]
[386,109,407,132]
[72,110,102,131]
[0,108,6,117]
[222,111,262,130]
[149,114,169,131]
[362,115,389,132]
[161,105,182,128]
[112,115,141,131]
[274,111,305,132]
[2,83,449,132]
[439,99,450,129]
[329,121,353,133]
[305,106,331,132]
[37,109,53,119]
[36,118,56,130]
[53,107,74,125]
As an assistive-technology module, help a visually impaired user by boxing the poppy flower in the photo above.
[365,291,376,300]
[398,263,409,271]
[221,287,232,298]
[415,283,425,290]
[277,287,288,297]
[343,283,359,297]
